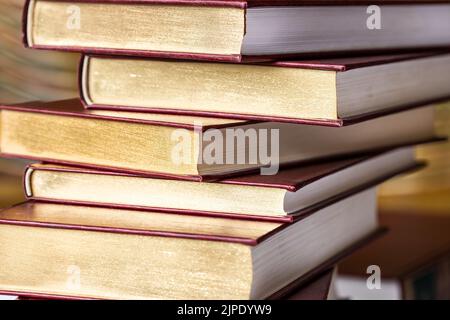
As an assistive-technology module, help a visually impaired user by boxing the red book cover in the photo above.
[24,154,425,222]
[0,199,386,300]
[0,99,442,182]
[0,99,254,182]
[12,267,337,300]
[80,51,450,125]
[23,0,450,62]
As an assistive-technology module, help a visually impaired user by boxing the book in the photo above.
[24,147,421,221]
[339,191,450,299]
[0,188,382,299]
[12,268,338,300]
[0,99,438,180]
[24,0,450,62]
[81,52,450,124]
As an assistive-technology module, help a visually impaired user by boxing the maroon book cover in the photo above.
[0,198,383,245]
[0,199,387,300]
[12,267,336,300]
[1,99,441,183]
[1,99,249,130]
[23,0,450,63]
[0,231,385,300]
[0,99,254,182]
[24,156,425,222]
[79,51,450,125]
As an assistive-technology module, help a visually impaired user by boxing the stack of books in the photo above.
[0,0,449,300]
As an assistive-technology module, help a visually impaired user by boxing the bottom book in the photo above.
[0,188,382,299]
[5,267,339,301]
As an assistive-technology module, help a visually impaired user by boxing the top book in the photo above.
[24,0,450,62]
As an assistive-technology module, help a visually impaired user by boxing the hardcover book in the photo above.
[0,99,438,180]
[0,188,382,299]
[81,52,450,124]
[24,147,421,221]
[24,0,450,62]
[11,268,339,300]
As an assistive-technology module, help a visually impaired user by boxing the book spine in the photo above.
[22,0,32,48]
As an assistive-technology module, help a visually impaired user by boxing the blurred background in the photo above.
[0,0,449,300]
[0,0,79,103]
[338,105,450,300]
